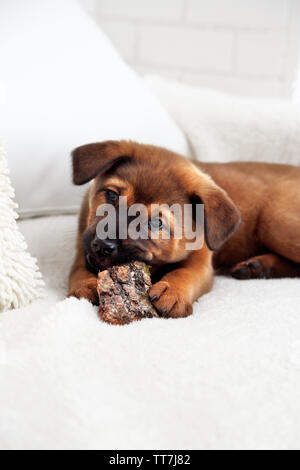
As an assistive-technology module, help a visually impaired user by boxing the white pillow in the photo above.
[0,142,44,311]
[0,0,189,217]
[146,75,300,167]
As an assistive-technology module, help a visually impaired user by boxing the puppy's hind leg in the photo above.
[257,182,300,265]
[232,186,300,280]
[231,253,300,280]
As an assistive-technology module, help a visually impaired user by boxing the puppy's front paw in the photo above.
[68,280,99,305]
[150,281,193,318]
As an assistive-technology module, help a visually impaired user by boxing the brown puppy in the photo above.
[69,141,300,318]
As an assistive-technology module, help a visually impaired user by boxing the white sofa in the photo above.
[0,0,299,451]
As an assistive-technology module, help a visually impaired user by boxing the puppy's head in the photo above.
[72,141,241,272]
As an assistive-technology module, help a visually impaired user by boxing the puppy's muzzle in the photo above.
[92,237,117,257]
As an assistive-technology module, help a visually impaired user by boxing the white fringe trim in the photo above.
[0,142,44,311]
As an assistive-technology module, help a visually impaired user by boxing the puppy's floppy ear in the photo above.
[72,141,131,185]
[187,165,242,252]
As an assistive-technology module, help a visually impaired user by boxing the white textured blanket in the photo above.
[0,214,299,450]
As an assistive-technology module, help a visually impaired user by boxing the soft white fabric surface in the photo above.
[0,214,299,450]
[0,1,189,217]
[146,76,300,166]
[0,144,43,311]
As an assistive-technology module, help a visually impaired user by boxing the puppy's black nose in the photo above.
[92,238,117,256]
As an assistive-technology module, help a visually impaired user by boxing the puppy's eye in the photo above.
[106,189,119,204]
[148,218,163,231]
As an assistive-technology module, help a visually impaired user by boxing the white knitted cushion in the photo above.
[0,143,44,311]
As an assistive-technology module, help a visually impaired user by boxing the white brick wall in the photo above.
[96,0,183,22]
[138,26,234,72]
[187,0,288,29]
[83,0,300,99]
[236,31,285,77]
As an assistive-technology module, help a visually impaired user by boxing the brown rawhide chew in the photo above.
[97,261,159,325]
